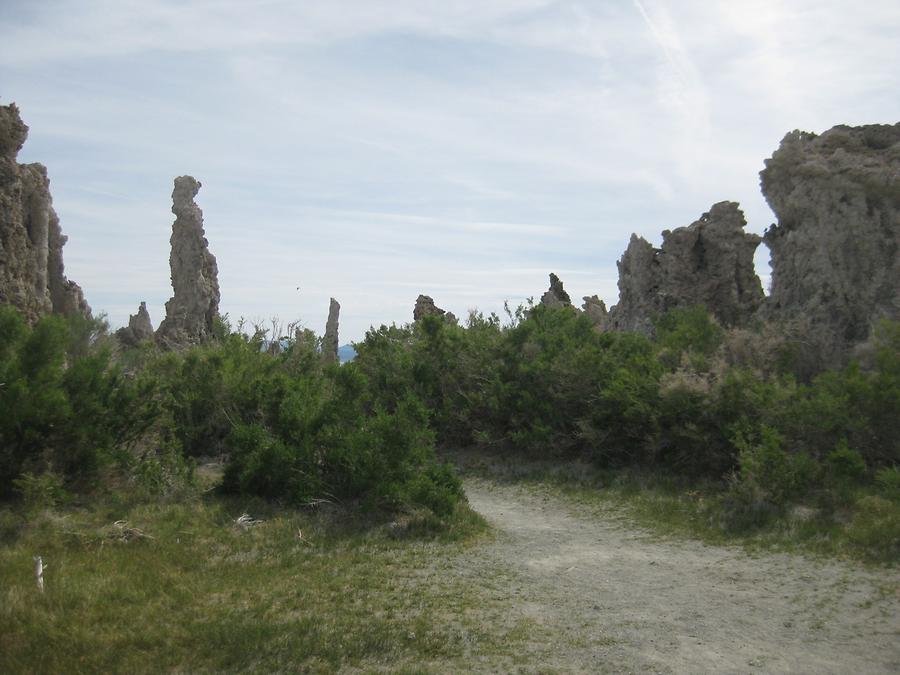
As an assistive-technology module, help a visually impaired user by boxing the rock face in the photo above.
[131,301,154,339]
[116,301,154,346]
[156,176,220,346]
[607,201,764,333]
[539,273,573,308]
[413,294,446,321]
[760,124,900,363]
[322,297,340,364]
[582,295,609,327]
[0,103,90,322]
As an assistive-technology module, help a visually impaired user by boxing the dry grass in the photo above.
[0,491,538,674]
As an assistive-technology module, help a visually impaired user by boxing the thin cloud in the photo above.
[1,0,898,341]
[629,0,690,85]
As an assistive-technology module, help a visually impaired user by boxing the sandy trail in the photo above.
[460,478,900,674]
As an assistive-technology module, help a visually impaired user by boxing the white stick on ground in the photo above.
[34,556,44,593]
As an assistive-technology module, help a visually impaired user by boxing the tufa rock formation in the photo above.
[760,123,900,363]
[322,297,340,364]
[608,234,658,334]
[539,273,573,309]
[412,294,457,325]
[600,122,898,366]
[0,103,90,322]
[115,301,154,347]
[156,176,220,346]
[581,295,609,327]
[607,201,764,334]
[413,294,446,321]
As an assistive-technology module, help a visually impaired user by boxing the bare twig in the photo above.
[302,498,334,509]
[110,520,155,542]
[220,406,238,430]
[235,513,264,529]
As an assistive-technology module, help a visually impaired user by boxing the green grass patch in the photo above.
[0,489,536,674]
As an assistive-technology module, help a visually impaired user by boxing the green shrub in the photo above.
[845,495,900,563]
[128,440,196,497]
[716,476,780,532]
[352,323,418,412]
[782,322,900,468]
[0,307,157,497]
[587,346,662,465]
[654,370,719,474]
[402,462,465,517]
[733,426,818,505]
[153,323,467,517]
[826,440,867,484]
[153,334,274,458]
[874,467,900,502]
[223,423,312,501]
[654,305,724,364]
[490,308,662,461]
[11,470,67,511]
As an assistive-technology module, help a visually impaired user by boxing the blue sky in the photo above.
[2,0,898,342]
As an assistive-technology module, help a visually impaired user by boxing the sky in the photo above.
[2,1,899,343]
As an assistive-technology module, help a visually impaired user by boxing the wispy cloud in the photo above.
[630,0,690,84]
[1,0,898,340]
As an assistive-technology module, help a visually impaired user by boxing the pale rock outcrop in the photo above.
[116,301,154,346]
[582,295,609,327]
[610,234,658,334]
[412,294,459,325]
[131,301,154,339]
[0,103,89,322]
[760,123,900,363]
[607,202,764,333]
[156,176,220,346]
[322,297,340,364]
[539,273,573,309]
[413,294,446,321]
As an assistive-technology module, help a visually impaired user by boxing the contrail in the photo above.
[629,0,690,85]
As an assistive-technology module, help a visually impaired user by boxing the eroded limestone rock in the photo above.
[609,234,658,334]
[156,176,220,346]
[322,297,340,364]
[760,123,900,363]
[582,295,609,328]
[607,202,764,333]
[0,103,90,322]
[413,294,446,321]
[539,273,573,309]
[116,301,154,347]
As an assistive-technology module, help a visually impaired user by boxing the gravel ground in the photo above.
[455,478,900,674]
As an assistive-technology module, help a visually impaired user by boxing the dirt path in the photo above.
[459,478,900,674]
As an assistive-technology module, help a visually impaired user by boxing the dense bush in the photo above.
[355,306,666,464]
[3,295,896,540]
[0,306,463,517]
[0,307,156,497]
[353,313,505,448]
[654,304,724,367]
[149,324,463,515]
[148,330,286,458]
[355,304,899,515]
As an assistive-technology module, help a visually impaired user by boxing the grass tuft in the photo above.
[0,490,503,674]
